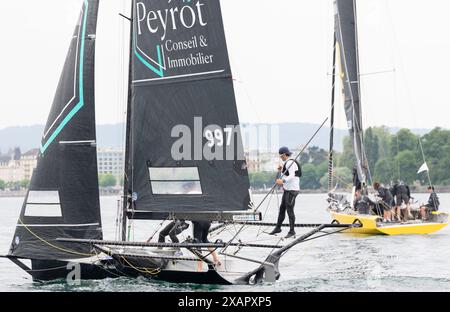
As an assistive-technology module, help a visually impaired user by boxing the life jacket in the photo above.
[429,192,440,209]
[395,183,409,196]
[378,187,393,202]
[355,196,371,213]
[283,159,302,178]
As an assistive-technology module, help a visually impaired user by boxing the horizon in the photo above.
[0,122,445,132]
[0,122,441,155]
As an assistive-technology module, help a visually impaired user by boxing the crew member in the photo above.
[269,146,301,239]
[373,182,394,222]
[157,219,190,244]
[354,189,375,215]
[420,186,440,221]
[192,220,222,271]
[393,181,411,221]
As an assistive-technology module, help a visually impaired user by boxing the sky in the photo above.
[1,0,450,131]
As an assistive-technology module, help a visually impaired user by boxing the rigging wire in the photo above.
[385,0,433,187]
[117,0,129,241]
[220,119,329,253]
[114,199,121,241]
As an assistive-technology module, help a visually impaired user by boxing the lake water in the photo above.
[1,193,450,292]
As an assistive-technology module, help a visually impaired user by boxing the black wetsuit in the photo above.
[275,191,299,234]
[425,192,440,211]
[394,183,410,206]
[352,167,362,191]
[377,187,394,210]
[192,221,212,243]
[158,220,189,244]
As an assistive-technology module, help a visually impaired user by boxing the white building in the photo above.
[0,149,38,183]
[97,148,124,177]
[21,149,39,180]
[0,160,24,183]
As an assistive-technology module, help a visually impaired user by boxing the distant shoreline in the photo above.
[252,185,450,194]
[2,185,449,198]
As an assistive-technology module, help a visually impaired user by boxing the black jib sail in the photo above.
[9,0,101,260]
[334,0,367,183]
[125,0,251,216]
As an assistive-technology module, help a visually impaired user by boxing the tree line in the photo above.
[249,127,450,190]
[0,179,29,191]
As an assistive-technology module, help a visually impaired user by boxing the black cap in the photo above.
[279,146,292,156]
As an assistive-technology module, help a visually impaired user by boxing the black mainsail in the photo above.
[124,0,250,218]
[334,0,367,184]
[9,0,101,260]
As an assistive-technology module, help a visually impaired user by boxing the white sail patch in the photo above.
[149,167,202,195]
[24,191,62,217]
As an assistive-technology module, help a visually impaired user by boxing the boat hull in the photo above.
[28,258,120,282]
[105,247,277,285]
[11,250,275,285]
[330,211,449,235]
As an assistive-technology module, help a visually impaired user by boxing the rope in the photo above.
[146,216,170,242]
[17,218,94,257]
[120,256,161,275]
[92,248,126,278]
[22,264,70,273]
[332,173,353,188]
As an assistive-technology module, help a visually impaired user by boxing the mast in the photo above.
[353,0,367,187]
[122,1,135,242]
[335,0,366,186]
[328,35,337,192]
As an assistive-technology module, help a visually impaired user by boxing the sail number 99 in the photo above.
[205,128,234,147]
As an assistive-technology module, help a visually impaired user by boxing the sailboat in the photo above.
[327,0,449,235]
[4,0,356,285]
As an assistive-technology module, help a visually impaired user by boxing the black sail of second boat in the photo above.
[334,0,367,184]
[124,0,250,218]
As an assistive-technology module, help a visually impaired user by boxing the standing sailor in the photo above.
[393,181,412,221]
[269,147,301,238]
[192,221,222,271]
[373,182,394,222]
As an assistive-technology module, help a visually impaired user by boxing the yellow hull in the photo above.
[330,211,449,235]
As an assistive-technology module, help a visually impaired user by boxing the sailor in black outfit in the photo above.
[192,221,222,270]
[192,220,212,244]
[393,181,411,221]
[420,186,440,220]
[354,189,375,215]
[373,182,394,221]
[158,219,190,244]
